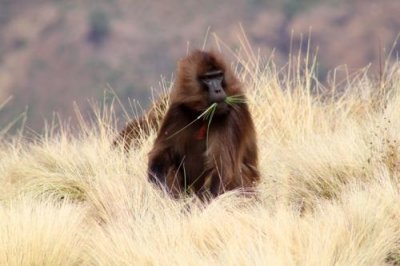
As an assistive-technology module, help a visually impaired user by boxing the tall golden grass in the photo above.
[1,46,400,265]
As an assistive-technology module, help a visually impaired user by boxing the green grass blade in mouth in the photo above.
[206,104,216,147]
[225,95,246,105]
[200,103,218,121]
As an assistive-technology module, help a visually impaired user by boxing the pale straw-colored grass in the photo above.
[1,47,400,265]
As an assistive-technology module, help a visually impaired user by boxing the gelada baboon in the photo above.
[147,50,259,198]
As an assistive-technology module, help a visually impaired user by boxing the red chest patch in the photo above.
[196,124,207,140]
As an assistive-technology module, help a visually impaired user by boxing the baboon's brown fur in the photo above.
[147,50,259,198]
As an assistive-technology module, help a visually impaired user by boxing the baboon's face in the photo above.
[172,51,241,115]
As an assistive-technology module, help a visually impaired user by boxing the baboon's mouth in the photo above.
[214,102,230,115]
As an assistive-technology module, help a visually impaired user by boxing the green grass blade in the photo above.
[167,103,218,139]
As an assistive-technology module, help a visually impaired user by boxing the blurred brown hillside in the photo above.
[0,0,399,133]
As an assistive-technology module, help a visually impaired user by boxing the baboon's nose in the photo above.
[210,85,226,103]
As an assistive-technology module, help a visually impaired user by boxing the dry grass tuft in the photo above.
[1,49,400,265]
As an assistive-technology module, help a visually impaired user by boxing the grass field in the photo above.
[1,47,400,265]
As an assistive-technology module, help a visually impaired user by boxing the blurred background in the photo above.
[0,0,399,133]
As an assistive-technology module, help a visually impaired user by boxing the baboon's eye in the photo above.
[199,70,226,103]
[221,78,227,88]
[199,70,224,91]
[199,70,224,81]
